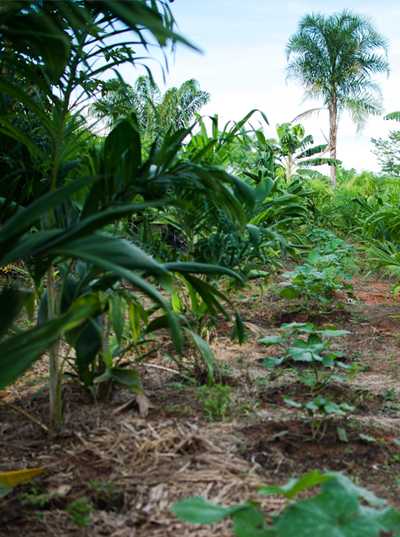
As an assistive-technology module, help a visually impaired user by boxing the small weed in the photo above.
[67,497,92,530]
[347,419,363,431]
[19,487,49,515]
[197,384,232,421]
[259,322,351,391]
[167,381,186,391]
[351,312,372,322]
[382,388,398,403]
[285,396,355,442]
[361,363,372,372]
[255,376,269,386]
[87,482,119,511]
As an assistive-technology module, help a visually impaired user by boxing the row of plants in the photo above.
[0,1,255,432]
[1,1,349,435]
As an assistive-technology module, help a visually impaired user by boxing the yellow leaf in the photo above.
[0,468,44,487]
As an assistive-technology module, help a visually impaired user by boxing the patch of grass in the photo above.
[197,384,232,421]
[67,497,92,530]
[351,312,372,322]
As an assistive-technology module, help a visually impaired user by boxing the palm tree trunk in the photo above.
[329,98,337,188]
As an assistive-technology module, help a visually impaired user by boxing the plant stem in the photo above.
[48,267,61,433]
[0,399,48,432]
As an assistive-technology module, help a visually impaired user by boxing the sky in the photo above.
[123,0,400,174]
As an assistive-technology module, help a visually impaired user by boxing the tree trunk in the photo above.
[329,98,337,188]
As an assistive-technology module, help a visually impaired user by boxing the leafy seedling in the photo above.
[285,396,355,442]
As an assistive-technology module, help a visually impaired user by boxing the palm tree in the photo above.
[90,76,210,140]
[157,78,210,134]
[286,10,390,187]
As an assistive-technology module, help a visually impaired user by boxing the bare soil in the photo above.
[1,274,400,536]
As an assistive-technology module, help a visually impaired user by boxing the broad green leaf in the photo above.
[257,335,284,346]
[362,506,400,535]
[287,346,313,362]
[316,328,351,337]
[93,368,112,384]
[323,402,346,416]
[284,397,303,408]
[307,333,323,345]
[323,473,387,506]
[75,317,103,382]
[281,322,311,331]
[322,355,335,367]
[359,434,376,443]
[171,496,231,524]
[171,293,182,313]
[233,518,276,537]
[39,234,169,276]
[280,287,301,299]
[233,505,266,528]
[307,251,320,265]
[277,489,381,537]
[337,427,349,443]
[163,262,242,282]
[231,174,256,210]
[145,314,170,334]
[257,470,333,498]
[111,368,141,391]
[262,356,285,367]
